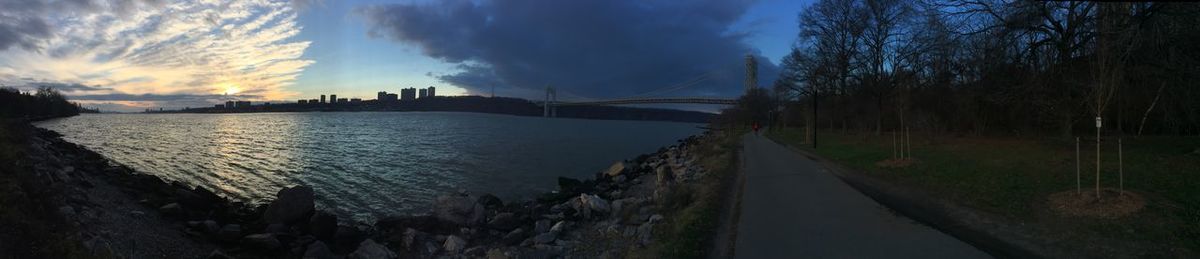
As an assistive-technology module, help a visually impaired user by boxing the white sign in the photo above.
[1095,117,1102,128]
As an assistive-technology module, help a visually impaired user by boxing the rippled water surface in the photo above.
[36,112,703,222]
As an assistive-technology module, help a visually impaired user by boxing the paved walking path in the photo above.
[733,133,989,258]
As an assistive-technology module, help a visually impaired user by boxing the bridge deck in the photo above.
[549,98,736,106]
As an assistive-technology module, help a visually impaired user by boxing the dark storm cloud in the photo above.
[358,0,778,100]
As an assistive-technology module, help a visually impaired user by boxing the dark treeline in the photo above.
[773,1,1200,136]
[180,96,716,124]
[0,87,81,120]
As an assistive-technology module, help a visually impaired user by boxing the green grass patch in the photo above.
[631,128,744,258]
[768,128,1200,253]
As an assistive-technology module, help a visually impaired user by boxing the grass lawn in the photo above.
[768,127,1200,255]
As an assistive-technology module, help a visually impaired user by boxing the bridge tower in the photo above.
[745,54,757,92]
[544,86,557,117]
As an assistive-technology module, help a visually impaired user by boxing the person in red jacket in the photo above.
[752,122,760,135]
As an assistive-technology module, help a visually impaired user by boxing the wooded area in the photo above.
[772,0,1200,137]
[0,87,81,119]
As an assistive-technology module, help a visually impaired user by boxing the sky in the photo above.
[0,0,809,112]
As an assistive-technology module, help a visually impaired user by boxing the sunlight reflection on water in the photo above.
[36,112,703,222]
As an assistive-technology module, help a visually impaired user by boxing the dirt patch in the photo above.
[1047,189,1145,219]
[876,158,917,169]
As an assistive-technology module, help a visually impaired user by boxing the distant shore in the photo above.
[149,95,716,124]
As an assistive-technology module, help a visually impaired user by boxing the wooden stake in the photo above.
[1076,137,1080,194]
[893,130,897,160]
[1120,138,1124,196]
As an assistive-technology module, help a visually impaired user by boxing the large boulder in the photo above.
[349,239,397,259]
[534,220,551,234]
[477,194,503,209]
[487,212,521,231]
[263,186,315,224]
[241,233,281,250]
[217,224,242,241]
[433,194,485,226]
[303,241,336,259]
[308,211,337,240]
[443,235,468,254]
[500,228,526,245]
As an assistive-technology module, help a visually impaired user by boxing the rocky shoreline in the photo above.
[26,125,717,258]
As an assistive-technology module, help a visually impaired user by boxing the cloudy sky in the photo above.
[0,0,807,112]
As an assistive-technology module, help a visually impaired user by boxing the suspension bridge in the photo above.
[539,55,758,117]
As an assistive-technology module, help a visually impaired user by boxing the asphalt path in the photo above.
[732,133,990,259]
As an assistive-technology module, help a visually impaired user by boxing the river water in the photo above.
[35,112,703,222]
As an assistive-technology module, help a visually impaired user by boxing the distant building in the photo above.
[337,98,347,103]
[225,101,235,109]
[309,99,319,103]
[428,86,436,97]
[385,93,398,102]
[299,100,308,104]
[330,94,337,103]
[400,87,416,100]
[320,95,326,103]
[235,101,251,108]
[350,98,362,103]
[377,91,387,101]
[215,104,225,109]
[418,88,427,98]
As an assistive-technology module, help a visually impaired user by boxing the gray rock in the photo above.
[202,219,222,233]
[265,223,289,234]
[263,186,315,224]
[241,233,281,250]
[401,228,427,250]
[550,221,567,233]
[218,224,242,241]
[464,246,486,256]
[348,239,397,259]
[203,220,221,235]
[478,193,504,209]
[534,219,551,233]
[486,248,510,259]
[433,194,485,226]
[649,214,664,223]
[487,212,520,231]
[303,241,335,259]
[637,223,654,246]
[159,203,183,217]
[423,241,440,255]
[532,232,556,244]
[57,206,76,218]
[501,228,526,245]
[611,200,625,218]
[614,175,626,183]
[443,235,467,254]
[580,194,610,214]
[207,249,235,259]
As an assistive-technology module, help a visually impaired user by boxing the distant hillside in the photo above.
[175,96,716,123]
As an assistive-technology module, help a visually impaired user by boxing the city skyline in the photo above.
[0,0,807,112]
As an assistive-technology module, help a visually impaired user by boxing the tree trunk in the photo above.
[1137,83,1166,136]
